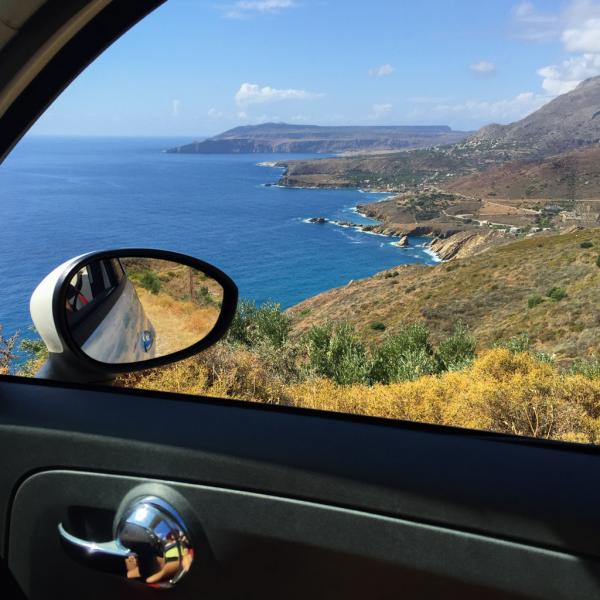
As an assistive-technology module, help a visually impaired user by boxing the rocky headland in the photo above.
[166,123,469,155]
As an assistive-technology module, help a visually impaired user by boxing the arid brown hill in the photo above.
[466,76,600,157]
[445,145,600,201]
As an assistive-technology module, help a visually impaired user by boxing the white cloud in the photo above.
[368,64,395,78]
[537,53,600,93]
[235,82,322,105]
[368,103,392,120]
[171,99,180,118]
[513,1,534,19]
[512,1,560,40]
[223,0,295,19]
[562,17,600,52]
[430,92,549,124]
[469,60,496,75]
[207,108,224,119]
[562,0,600,47]
[512,2,600,96]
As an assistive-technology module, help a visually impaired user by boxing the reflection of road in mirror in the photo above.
[64,257,224,364]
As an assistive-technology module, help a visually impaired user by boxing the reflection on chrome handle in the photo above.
[58,496,193,588]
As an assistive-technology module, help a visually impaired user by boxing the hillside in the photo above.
[465,76,600,157]
[288,228,600,360]
[354,191,538,237]
[445,144,600,201]
[166,123,468,154]
[276,146,481,189]
[106,229,600,444]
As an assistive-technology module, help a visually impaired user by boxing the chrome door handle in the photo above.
[58,496,193,588]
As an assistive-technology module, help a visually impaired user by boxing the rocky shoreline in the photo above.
[275,157,514,262]
[305,216,440,257]
[305,214,512,262]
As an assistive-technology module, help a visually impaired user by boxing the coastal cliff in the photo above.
[304,213,509,260]
[428,230,509,260]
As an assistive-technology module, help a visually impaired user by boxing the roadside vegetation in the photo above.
[7,229,600,445]
[108,300,600,444]
[0,326,18,376]
[6,296,600,444]
[289,229,600,360]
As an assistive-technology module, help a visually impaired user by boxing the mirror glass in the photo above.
[64,257,224,364]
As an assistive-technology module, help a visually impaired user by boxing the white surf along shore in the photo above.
[299,205,442,263]
[258,160,442,263]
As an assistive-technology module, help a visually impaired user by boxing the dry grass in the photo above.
[135,286,220,355]
[447,145,600,200]
[119,343,293,405]
[119,346,600,444]
[286,349,600,443]
[116,229,600,445]
[289,228,600,361]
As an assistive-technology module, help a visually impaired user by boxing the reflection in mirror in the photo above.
[64,257,224,364]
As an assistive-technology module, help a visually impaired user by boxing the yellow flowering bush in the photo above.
[121,346,600,444]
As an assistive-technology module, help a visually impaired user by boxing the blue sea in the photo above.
[0,136,437,341]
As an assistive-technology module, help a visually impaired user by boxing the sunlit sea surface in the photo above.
[0,136,437,340]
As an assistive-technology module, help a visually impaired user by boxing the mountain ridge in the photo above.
[465,76,600,157]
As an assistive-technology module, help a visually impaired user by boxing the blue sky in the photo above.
[31,0,600,137]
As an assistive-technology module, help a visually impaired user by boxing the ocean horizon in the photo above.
[0,135,438,341]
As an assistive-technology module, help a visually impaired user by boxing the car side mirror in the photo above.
[30,249,238,383]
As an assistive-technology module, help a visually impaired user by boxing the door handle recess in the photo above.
[58,495,193,588]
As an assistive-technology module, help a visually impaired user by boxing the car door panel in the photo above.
[9,470,600,600]
[2,377,600,598]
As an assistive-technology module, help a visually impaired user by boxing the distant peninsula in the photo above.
[165,123,470,155]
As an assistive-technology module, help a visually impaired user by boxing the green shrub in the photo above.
[580,241,594,249]
[370,321,386,331]
[251,338,302,384]
[495,333,530,353]
[570,356,600,379]
[528,294,544,309]
[194,285,214,305]
[436,323,476,370]
[303,322,369,385]
[20,336,46,359]
[534,352,555,365]
[18,328,48,377]
[227,299,291,348]
[369,324,439,384]
[597,255,600,268]
[546,287,567,301]
[0,325,19,375]
[140,271,161,294]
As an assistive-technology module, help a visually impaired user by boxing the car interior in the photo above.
[2,1,600,599]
